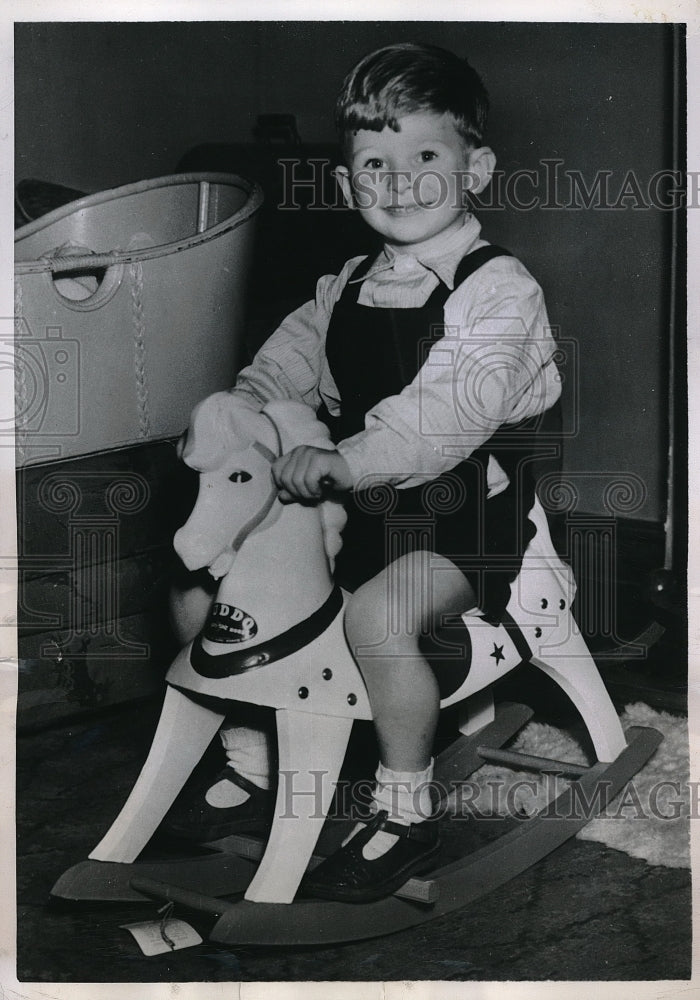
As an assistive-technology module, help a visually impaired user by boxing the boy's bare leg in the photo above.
[303,550,474,895]
[345,550,475,772]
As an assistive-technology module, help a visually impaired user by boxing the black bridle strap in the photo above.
[190,585,344,678]
[225,414,283,556]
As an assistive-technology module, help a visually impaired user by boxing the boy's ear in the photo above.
[334,166,355,209]
[466,146,496,195]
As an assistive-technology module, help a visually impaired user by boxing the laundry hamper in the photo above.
[14,172,263,466]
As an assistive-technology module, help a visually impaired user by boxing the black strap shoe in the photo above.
[161,767,275,842]
[301,810,441,903]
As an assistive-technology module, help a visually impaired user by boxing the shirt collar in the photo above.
[351,213,483,289]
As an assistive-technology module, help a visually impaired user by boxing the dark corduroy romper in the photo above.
[324,245,541,621]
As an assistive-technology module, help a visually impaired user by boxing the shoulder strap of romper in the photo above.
[452,244,512,286]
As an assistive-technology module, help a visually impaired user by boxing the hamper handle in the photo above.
[48,251,126,274]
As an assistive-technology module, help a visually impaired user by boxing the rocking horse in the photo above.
[51,392,661,945]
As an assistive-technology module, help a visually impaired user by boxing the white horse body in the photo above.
[88,391,627,904]
[168,394,371,719]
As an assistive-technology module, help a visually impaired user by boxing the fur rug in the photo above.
[449,703,690,869]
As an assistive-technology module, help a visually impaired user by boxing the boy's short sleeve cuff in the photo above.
[335,437,370,489]
[336,431,418,489]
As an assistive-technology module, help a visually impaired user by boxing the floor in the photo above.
[16,683,692,985]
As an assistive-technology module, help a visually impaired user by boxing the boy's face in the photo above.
[335,110,493,251]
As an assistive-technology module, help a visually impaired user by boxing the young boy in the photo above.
[169,42,561,902]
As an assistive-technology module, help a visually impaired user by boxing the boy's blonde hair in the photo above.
[335,42,489,157]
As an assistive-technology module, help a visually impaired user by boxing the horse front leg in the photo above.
[243,709,354,903]
[89,684,227,862]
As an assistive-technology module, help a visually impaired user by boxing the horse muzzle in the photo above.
[173,524,235,577]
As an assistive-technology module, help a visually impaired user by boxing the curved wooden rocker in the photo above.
[51,394,662,944]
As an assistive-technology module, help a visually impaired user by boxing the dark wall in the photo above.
[15,21,676,521]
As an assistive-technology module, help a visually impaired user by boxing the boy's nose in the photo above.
[385,170,411,194]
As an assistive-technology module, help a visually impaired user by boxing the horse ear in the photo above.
[182,393,228,469]
[183,392,270,470]
[223,395,278,452]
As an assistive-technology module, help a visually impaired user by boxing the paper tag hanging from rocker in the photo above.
[120,910,203,956]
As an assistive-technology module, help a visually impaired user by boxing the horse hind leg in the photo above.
[529,625,626,763]
[496,495,626,764]
[508,564,626,763]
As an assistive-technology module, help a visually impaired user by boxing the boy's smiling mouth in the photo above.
[384,202,434,215]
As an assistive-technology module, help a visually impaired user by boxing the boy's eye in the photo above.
[420,150,438,163]
[363,157,384,170]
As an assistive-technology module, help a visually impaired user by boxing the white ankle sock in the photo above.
[342,759,435,861]
[204,724,273,809]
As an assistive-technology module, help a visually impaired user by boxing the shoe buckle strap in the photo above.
[370,810,437,843]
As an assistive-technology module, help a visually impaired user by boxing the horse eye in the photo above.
[228,471,252,483]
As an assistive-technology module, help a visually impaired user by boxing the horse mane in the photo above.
[262,400,347,570]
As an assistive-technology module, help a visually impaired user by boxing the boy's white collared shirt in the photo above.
[233,213,561,493]
[350,212,488,303]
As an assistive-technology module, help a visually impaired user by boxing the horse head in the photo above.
[174,392,347,580]
[173,393,282,578]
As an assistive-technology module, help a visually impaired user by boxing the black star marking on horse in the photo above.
[490,643,505,664]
